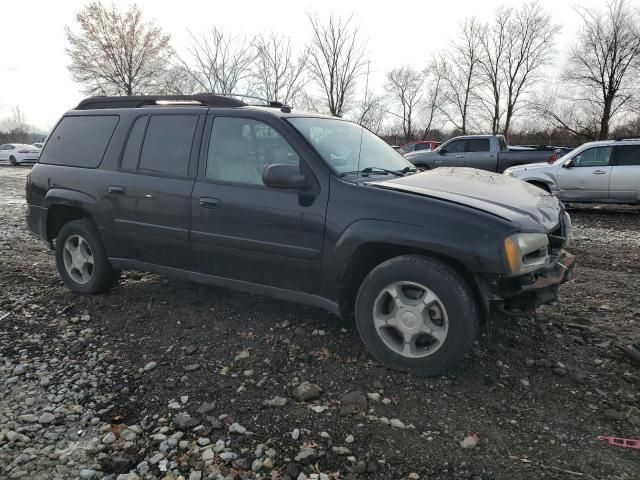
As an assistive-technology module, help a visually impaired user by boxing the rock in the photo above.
[197,402,216,414]
[295,446,317,462]
[184,363,201,371]
[201,448,215,461]
[149,452,165,464]
[206,416,223,429]
[460,433,480,449]
[185,345,198,355]
[390,418,406,429]
[339,390,367,415]
[174,413,196,430]
[408,474,420,480]
[102,454,134,473]
[263,396,288,407]
[310,405,328,413]
[367,392,381,402]
[143,361,157,371]
[219,451,238,462]
[19,414,39,423]
[604,409,626,421]
[520,379,530,388]
[252,459,263,471]
[102,432,117,445]
[345,434,355,443]
[79,469,97,479]
[121,429,137,441]
[38,412,55,424]
[189,472,202,480]
[332,446,351,455]
[229,422,247,434]
[292,428,300,440]
[235,350,250,361]
[290,382,322,402]
[263,457,274,469]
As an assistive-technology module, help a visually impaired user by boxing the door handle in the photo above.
[592,170,607,175]
[199,197,221,209]
[108,186,125,195]
[455,155,464,158]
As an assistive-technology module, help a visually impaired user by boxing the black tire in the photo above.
[415,163,430,170]
[355,255,478,376]
[55,219,120,294]
[527,181,550,193]
[9,156,17,166]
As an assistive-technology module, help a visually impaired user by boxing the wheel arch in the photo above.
[44,189,99,242]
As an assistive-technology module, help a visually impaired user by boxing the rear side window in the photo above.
[40,116,119,168]
[138,115,197,177]
[120,116,148,171]
[414,143,429,151]
[466,139,490,152]
[615,145,640,166]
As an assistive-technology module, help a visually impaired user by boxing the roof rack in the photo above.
[614,137,640,141]
[75,94,247,110]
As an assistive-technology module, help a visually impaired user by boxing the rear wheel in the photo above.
[355,255,478,376]
[9,156,17,166]
[55,219,120,294]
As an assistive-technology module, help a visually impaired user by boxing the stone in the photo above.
[174,413,196,430]
[339,391,367,415]
[252,459,263,472]
[290,382,322,402]
[38,412,56,424]
[102,432,117,445]
[263,396,288,407]
[390,418,406,429]
[143,361,157,371]
[229,422,247,434]
[79,469,97,479]
[201,448,215,461]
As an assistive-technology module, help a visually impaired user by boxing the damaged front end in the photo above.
[479,209,576,317]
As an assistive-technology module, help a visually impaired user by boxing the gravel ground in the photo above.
[1,165,639,480]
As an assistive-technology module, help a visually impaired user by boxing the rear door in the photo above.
[610,144,640,203]
[190,114,326,293]
[463,138,494,170]
[556,146,613,201]
[435,139,466,167]
[106,112,203,268]
[0,145,9,161]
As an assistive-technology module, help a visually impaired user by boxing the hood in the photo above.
[369,167,561,231]
[507,162,553,172]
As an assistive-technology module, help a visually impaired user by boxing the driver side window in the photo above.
[572,147,612,167]
[442,140,465,153]
[206,117,299,186]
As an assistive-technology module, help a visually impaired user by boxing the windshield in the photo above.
[288,117,412,175]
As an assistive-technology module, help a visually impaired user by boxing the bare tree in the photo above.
[66,1,172,95]
[0,106,31,143]
[354,92,387,134]
[176,28,256,94]
[438,18,484,133]
[306,13,368,116]
[253,33,307,105]
[501,2,556,136]
[385,66,425,142]
[554,0,640,139]
[421,61,444,139]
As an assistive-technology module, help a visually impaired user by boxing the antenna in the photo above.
[356,61,371,185]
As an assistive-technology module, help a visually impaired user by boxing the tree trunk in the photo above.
[599,98,612,140]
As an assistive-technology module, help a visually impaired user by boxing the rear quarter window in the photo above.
[40,115,119,168]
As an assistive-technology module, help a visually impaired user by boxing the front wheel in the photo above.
[9,156,17,166]
[355,255,478,376]
[55,219,120,294]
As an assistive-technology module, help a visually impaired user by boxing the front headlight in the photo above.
[504,169,513,176]
[503,233,549,275]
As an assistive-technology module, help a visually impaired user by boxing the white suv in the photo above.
[504,139,640,205]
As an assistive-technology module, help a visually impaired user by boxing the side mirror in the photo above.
[437,149,445,155]
[562,160,572,168]
[262,164,308,190]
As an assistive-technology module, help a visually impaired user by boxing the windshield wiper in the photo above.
[340,167,406,177]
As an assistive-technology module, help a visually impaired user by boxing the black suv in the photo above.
[26,94,574,375]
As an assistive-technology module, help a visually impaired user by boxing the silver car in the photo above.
[504,139,640,204]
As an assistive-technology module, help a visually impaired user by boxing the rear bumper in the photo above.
[26,204,48,243]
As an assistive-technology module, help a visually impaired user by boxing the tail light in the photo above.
[25,173,32,203]
[548,153,557,163]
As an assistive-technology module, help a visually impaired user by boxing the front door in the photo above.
[557,146,613,201]
[435,139,466,167]
[190,115,326,293]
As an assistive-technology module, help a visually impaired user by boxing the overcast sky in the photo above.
[0,0,607,133]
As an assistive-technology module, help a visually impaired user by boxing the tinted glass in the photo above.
[207,117,299,185]
[289,117,411,175]
[414,143,429,151]
[139,115,197,177]
[443,140,465,153]
[120,116,148,170]
[616,145,640,166]
[40,116,119,167]
[572,146,613,167]
[466,139,490,152]
[403,143,415,152]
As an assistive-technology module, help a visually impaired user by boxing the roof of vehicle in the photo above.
[447,134,506,140]
[403,140,441,145]
[72,94,336,120]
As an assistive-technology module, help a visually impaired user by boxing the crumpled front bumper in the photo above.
[478,249,576,316]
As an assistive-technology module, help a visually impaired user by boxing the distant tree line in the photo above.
[62,0,640,146]
[0,107,44,144]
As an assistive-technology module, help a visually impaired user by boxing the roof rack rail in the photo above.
[213,93,292,112]
[614,137,640,141]
[75,94,246,110]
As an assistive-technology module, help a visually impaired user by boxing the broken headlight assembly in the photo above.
[503,233,550,275]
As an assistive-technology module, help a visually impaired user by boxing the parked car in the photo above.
[32,143,44,149]
[504,139,640,204]
[400,140,441,154]
[405,135,558,173]
[0,143,40,165]
[26,94,574,376]
[516,144,574,158]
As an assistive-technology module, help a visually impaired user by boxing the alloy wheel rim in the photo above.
[372,281,449,358]
[62,234,94,285]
